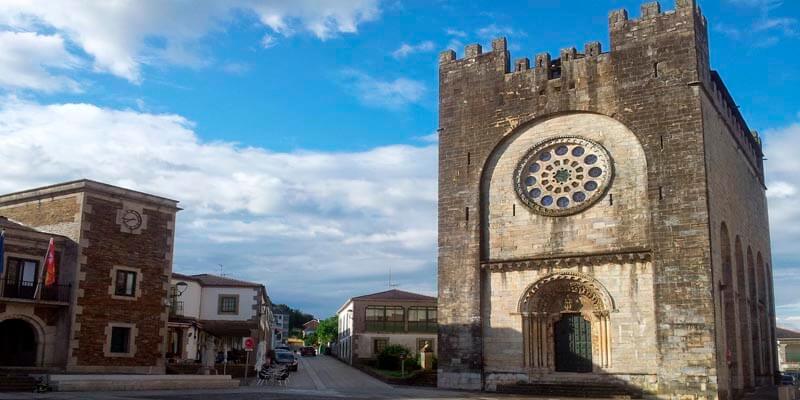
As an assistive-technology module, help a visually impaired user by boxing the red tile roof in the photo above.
[777,326,800,339]
[352,289,436,302]
[171,273,262,288]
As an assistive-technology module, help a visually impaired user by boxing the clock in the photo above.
[121,209,143,230]
[514,136,613,216]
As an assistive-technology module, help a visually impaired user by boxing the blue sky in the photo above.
[0,0,799,324]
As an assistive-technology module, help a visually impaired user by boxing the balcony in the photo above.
[365,320,405,333]
[407,321,438,334]
[0,279,71,303]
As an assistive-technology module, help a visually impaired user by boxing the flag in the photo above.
[34,237,56,300]
[0,230,5,275]
[43,238,57,287]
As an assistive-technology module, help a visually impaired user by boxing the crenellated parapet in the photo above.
[438,0,762,177]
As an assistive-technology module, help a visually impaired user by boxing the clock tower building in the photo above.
[0,179,179,373]
[437,1,776,399]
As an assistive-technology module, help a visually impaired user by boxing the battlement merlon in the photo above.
[439,0,707,68]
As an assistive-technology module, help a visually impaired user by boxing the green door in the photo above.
[554,313,592,372]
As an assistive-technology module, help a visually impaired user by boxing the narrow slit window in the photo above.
[465,207,469,221]
[609,193,613,206]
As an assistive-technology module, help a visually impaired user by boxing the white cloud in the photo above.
[221,62,251,75]
[0,97,437,316]
[0,0,381,84]
[0,32,81,92]
[445,28,467,38]
[765,122,800,259]
[261,34,278,49]
[476,24,524,40]
[392,41,435,59]
[339,70,426,109]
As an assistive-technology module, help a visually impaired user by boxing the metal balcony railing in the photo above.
[0,279,71,303]
[407,321,438,333]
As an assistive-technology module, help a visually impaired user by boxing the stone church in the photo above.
[437,1,777,398]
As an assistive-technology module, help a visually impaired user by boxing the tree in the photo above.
[271,303,315,331]
[315,316,338,345]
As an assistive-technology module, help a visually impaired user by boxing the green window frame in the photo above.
[408,306,437,333]
[365,306,405,332]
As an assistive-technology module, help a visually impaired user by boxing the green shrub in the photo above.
[376,344,411,370]
[402,357,420,371]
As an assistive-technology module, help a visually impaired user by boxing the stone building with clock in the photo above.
[0,179,180,373]
[437,1,777,399]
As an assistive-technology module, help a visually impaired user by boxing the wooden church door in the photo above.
[554,313,593,372]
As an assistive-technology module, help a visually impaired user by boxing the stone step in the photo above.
[0,376,37,392]
[497,383,641,399]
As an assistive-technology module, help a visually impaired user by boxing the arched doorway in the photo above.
[0,319,37,366]
[518,272,614,372]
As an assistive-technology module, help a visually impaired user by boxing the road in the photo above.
[0,355,607,399]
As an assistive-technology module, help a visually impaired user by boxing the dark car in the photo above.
[781,374,797,386]
[275,350,298,371]
[300,346,316,357]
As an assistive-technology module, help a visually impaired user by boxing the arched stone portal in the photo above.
[518,272,614,372]
[0,319,37,366]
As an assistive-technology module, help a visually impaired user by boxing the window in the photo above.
[110,327,131,353]
[218,295,239,314]
[373,338,388,355]
[115,270,137,297]
[365,306,404,332]
[4,258,39,299]
[408,306,437,333]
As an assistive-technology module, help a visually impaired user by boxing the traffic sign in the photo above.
[243,337,255,351]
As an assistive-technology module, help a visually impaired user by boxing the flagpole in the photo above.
[34,237,54,300]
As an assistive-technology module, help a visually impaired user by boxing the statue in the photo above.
[421,340,432,353]
[419,340,434,370]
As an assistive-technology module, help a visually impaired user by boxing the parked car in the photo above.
[275,350,298,371]
[274,345,291,352]
[780,374,797,386]
[300,346,316,357]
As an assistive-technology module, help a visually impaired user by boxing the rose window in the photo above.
[514,137,613,216]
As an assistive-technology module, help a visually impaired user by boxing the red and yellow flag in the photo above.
[43,238,57,287]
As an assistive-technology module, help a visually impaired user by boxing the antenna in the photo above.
[218,264,226,277]
[388,266,399,288]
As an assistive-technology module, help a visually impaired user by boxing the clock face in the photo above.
[122,209,143,230]
[514,137,613,216]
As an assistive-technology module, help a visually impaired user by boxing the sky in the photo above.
[0,0,798,325]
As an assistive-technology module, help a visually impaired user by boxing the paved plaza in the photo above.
[0,356,573,400]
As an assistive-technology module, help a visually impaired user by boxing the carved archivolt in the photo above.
[518,271,615,314]
[517,272,615,371]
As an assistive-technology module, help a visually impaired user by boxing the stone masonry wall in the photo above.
[69,193,175,373]
[0,194,83,241]
[702,90,775,398]
[482,262,658,390]
[482,113,649,260]
[438,1,722,397]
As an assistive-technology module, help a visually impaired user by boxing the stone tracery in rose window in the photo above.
[514,137,613,216]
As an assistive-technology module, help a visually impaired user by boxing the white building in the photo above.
[778,327,800,372]
[167,273,272,368]
[336,289,437,365]
[271,312,289,348]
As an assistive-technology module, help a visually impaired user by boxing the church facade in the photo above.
[436,1,776,399]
